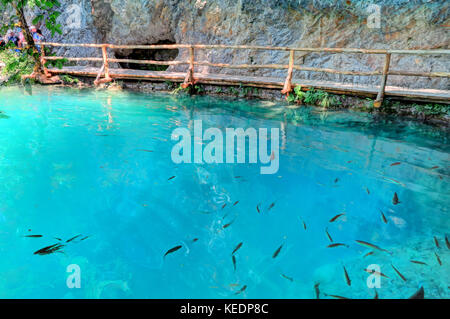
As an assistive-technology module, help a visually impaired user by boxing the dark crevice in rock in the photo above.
[114,40,179,71]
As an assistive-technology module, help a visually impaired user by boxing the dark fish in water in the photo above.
[325,228,333,242]
[343,266,351,286]
[391,264,407,282]
[380,210,388,224]
[164,245,182,258]
[434,236,440,248]
[334,178,339,183]
[66,234,82,243]
[314,283,320,299]
[325,293,350,299]
[55,237,62,241]
[232,255,236,271]
[329,213,345,222]
[281,274,293,282]
[24,235,43,238]
[235,285,247,295]
[80,236,89,241]
[272,244,283,259]
[234,176,242,179]
[390,162,401,166]
[363,251,374,258]
[223,220,234,229]
[34,243,65,256]
[410,260,427,265]
[364,269,389,278]
[446,235,450,250]
[302,220,307,230]
[392,192,400,205]
[355,240,391,254]
[374,289,379,299]
[192,238,199,242]
[233,201,239,206]
[168,176,176,181]
[222,203,227,209]
[327,243,348,248]
[435,252,442,266]
[256,204,261,213]
[430,166,439,170]
[136,149,153,153]
[232,242,243,255]
[408,287,424,299]
[366,188,370,195]
[268,202,275,211]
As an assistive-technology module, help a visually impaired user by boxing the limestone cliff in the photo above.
[3,0,450,89]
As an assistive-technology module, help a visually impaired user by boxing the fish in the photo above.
[363,251,374,258]
[192,238,199,243]
[314,283,320,299]
[355,240,391,254]
[392,192,400,205]
[235,285,247,295]
[54,237,62,241]
[24,235,43,238]
[168,176,176,181]
[364,269,389,278]
[136,149,153,153]
[410,260,427,265]
[430,166,439,170]
[446,236,450,249]
[256,204,261,213]
[272,244,283,259]
[391,264,407,282]
[232,242,243,255]
[34,243,65,256]
[234,176,242,179]
[434,236,440,248]
[281,274,293,282]
[366,188,370,195]
[302,221,307,230]
[325,228,333,242]
[334,178,339,183]
[232,255,236,271]
[268,202,275,211]
[327,243,348,248]
[325,293,350,299]
[390,162,401,166]
[343,266,351,286]
[223,220,235,229]
[380,210,388,224]
[66,234,82,243]
[435,252,442,266]
[164,245,182,258]
[222,203,227,209]
[233,201,239,206]
[408,287,424,299]
[79,236,89,241]
[329,213,345,222]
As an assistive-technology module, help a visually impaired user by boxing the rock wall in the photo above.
[3,0,450,89]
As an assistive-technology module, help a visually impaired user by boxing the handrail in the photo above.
[40,42,450,106]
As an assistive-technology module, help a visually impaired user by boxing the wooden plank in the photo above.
[48,66,450,104]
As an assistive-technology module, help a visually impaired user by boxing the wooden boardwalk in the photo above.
[49,66,450,104]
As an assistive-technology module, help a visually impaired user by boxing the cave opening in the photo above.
[114,40,179,71]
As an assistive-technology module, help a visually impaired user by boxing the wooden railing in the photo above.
[41,42,450,107]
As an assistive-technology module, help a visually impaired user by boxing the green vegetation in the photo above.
[60,74,79,84]
[0,49,34,84]
[381,99,450,118]
[0,0,63,83]
[287,86,340,109]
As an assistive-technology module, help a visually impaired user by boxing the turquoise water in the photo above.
[0,86,449,299]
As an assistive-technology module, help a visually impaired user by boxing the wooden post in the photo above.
[281,50,295,95]
[182,46,195,88]
[95,45,112,85]
[40,45,51,78]
[374,53,391,107]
